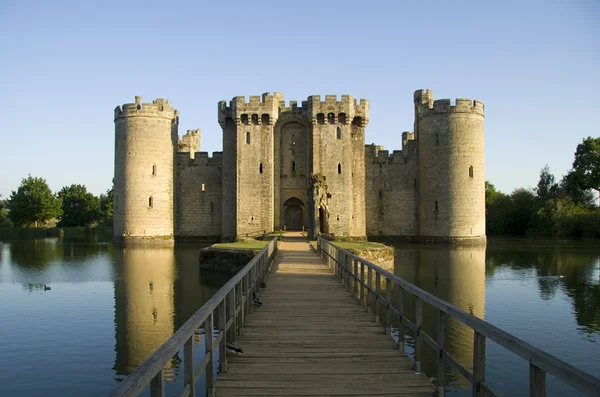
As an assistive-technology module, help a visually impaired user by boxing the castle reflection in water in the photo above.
[112,245,228,379]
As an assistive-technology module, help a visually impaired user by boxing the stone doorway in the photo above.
[318,207,328,234]
[283,197,304,231]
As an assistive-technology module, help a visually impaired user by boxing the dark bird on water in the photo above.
[44,285,51,291]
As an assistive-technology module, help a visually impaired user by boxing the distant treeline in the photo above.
[0,177,113,237]
[486,137,599,238]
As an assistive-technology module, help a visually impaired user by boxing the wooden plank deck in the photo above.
[215,232,435,397]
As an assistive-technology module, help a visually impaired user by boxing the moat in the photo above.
[0,236,598,397]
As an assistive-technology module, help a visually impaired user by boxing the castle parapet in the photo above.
[176,151,223,167]
[417,98,484,118]
[307,94,370,126]
[218,92,282,127]
[115,96,179,122]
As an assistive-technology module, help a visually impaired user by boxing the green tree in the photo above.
[558,170,596,208]
[572,136,600,204]
[57,184,100,227]
[8,176,62,227]
[535,165,558,204]
[98,186,114,226]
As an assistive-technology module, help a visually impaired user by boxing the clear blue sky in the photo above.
[0,0,598,199]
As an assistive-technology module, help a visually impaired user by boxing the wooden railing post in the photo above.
[353,259,358,299]
[529,363,546,397]
[436,310,446,397]
[228,288,237,342]
[218,300,227,374]
[375,272,381,323]
[385,277,392,335]
[415,298,423,374]
[205,313,214,397]
[367,267,373,315]
[360,262,365,309]
[184,335,195,397]
[150,369,165,397]
[472,331,486,397]
[397,287,405,352]
[345,256,351,292]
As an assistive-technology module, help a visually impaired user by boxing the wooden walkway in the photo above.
[215,232,435,397]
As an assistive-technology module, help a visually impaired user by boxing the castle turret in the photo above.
[114,96,179,243]
[306,95,370,238]
[416,92,485,241]
[217,93,281,240]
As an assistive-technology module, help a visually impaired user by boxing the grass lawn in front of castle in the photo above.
[309,240,391,254]
[211,240,271,250]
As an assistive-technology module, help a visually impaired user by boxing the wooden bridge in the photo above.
[110,232,600,397]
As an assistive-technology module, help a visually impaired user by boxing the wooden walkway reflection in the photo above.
[215,232,434,397]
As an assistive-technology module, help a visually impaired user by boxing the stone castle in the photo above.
[113,89,485,243]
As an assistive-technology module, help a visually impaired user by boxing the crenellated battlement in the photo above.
[218,92,283,127]
[115,96,179,121]
[417,98,484,118]
[176,151,223,168]
[307,94,370,126]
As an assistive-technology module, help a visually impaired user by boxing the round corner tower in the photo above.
[114,96,179,243]
[416,91,485,242]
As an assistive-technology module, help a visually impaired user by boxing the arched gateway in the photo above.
[283,197,304,230]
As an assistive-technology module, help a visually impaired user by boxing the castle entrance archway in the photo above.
[283,197,304,230]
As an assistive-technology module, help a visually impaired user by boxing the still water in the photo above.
[0,236,598,396]
[389,238,600,396]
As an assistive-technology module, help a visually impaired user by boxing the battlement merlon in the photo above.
[414,89,434,105]
[417,98,485,119]
[217,92,282,127]
[307,94,370,125]
[402,131,415,150]
[114,96,179,122]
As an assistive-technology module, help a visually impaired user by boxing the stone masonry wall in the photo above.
[365,140,418,237]
[175,152,222,238]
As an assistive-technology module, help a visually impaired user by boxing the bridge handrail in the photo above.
[317,237,600,397]
[108,238,278,397]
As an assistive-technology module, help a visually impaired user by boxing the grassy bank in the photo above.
[211,240,271,250]
[309,240,391,253]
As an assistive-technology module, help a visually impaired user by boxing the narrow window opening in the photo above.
[327,113,335,124]
[338,113,347,124]
[148,196,153,208]
[246,131,250,144]
[435,201,438,211]
[201,183,205,191]
[291,134,296,145]
[336,127,341,139]
[152,164,157,176]
[259,163,263,174]
[316,113,325,124]
[261,114,270,125]
[292,161,296,172]
[469,165,474,178]
[436,133,439,144]
[241,114,249,125]
[337,163,341,174]
[378,190,383,199]
[251,114,259,125]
